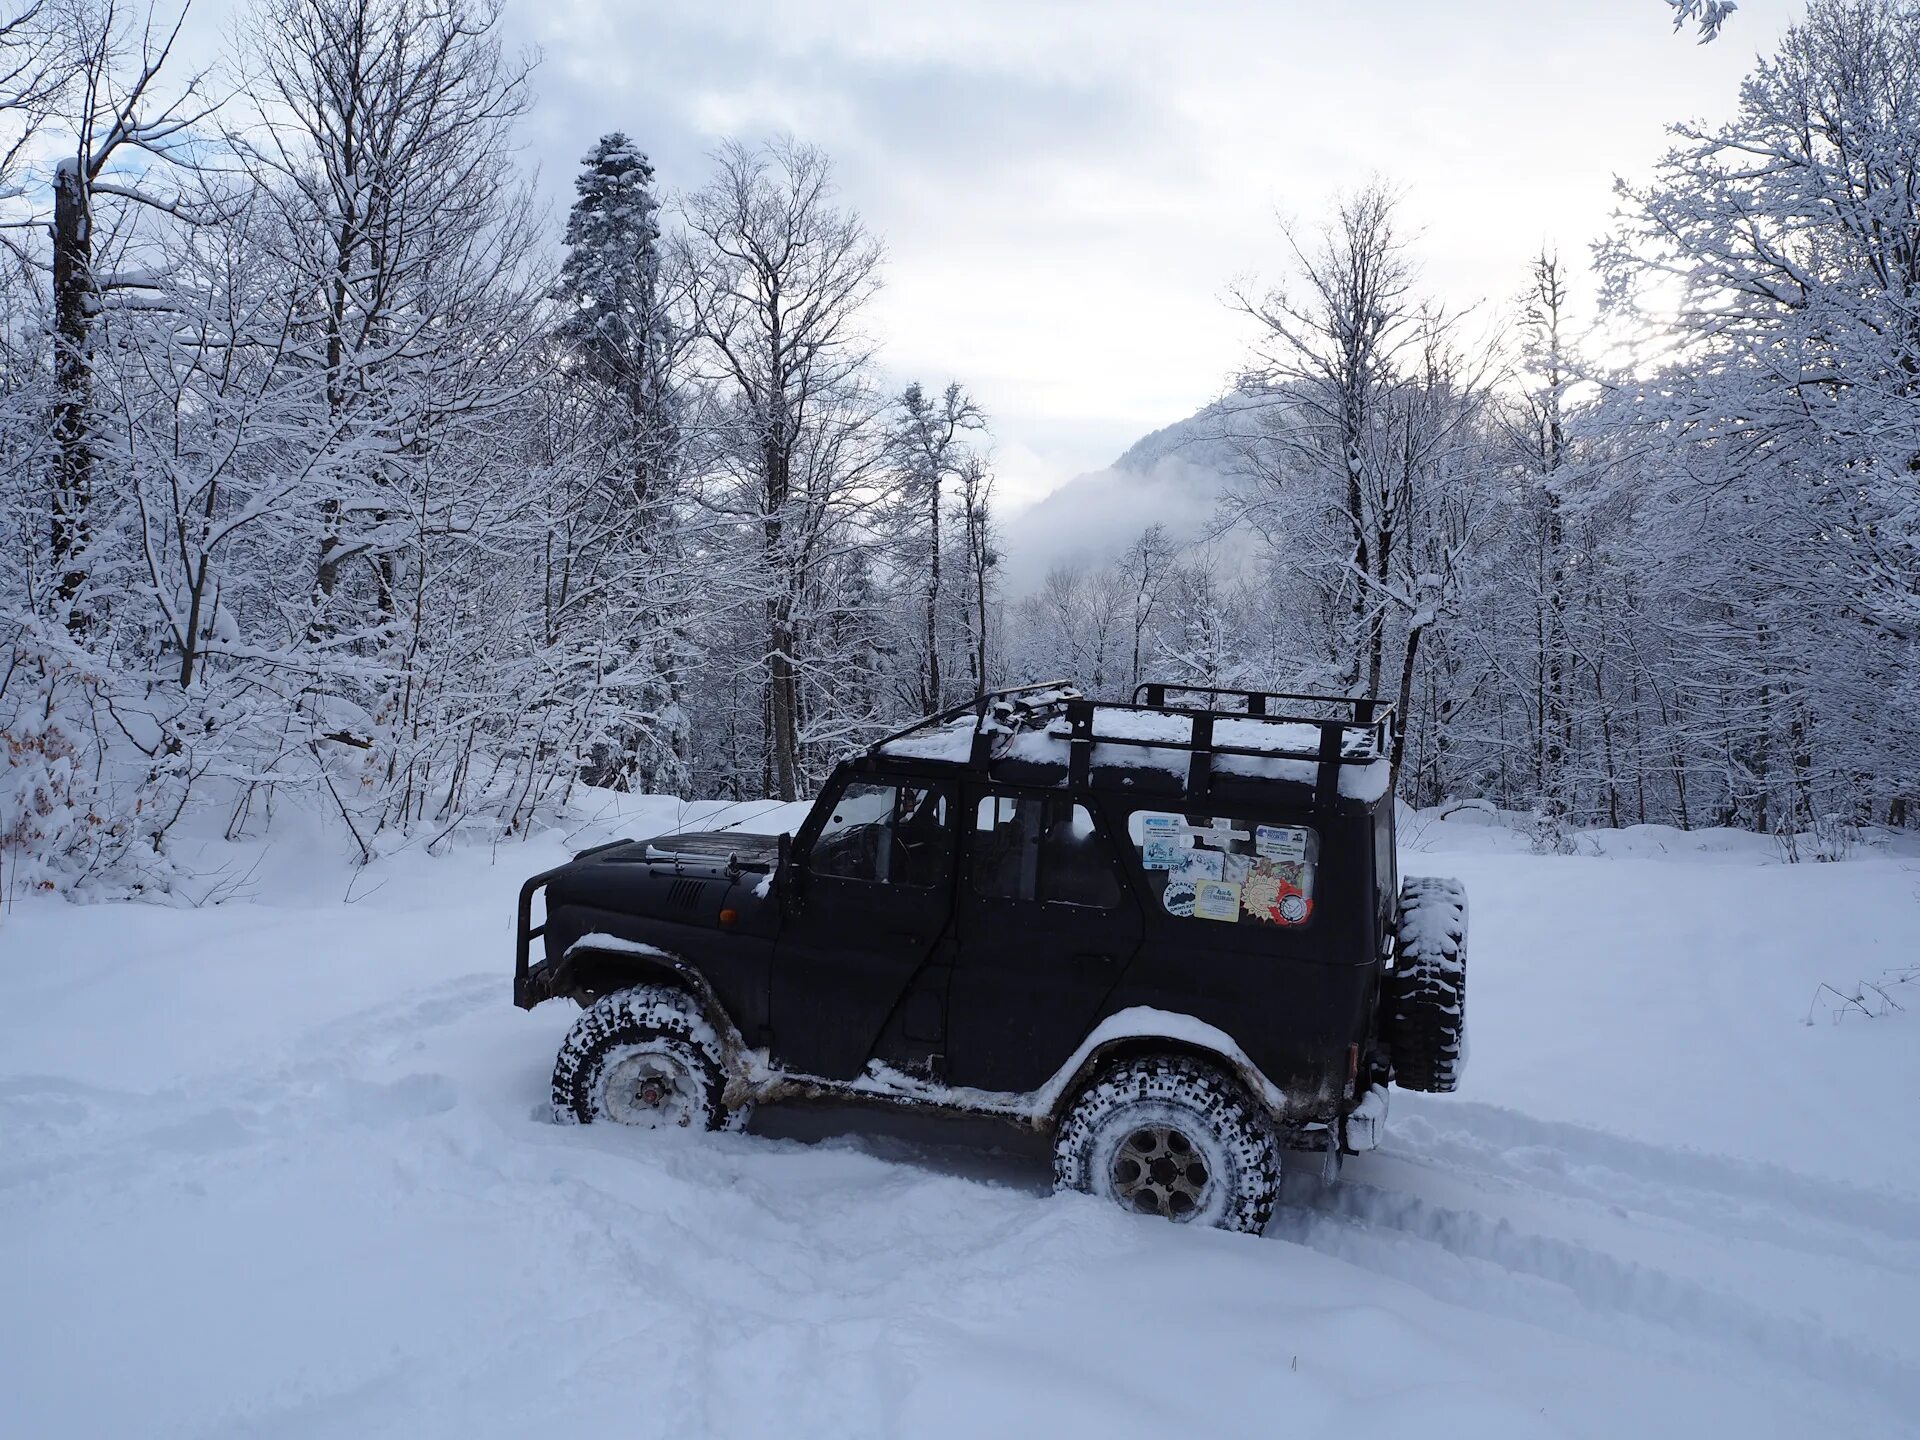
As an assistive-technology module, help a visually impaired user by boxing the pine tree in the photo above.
[553,133,692,792]
[555,133,676,497]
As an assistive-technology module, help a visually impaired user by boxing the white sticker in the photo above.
[1222,852,1252,885]
[1255,825,1308,862]
[1193,880,1242,922]
[1140,814,1183,870]
[1185,820,1248,844]
[1161,879,1197,917]
[1174,848,1224,882]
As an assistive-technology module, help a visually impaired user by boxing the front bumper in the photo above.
[515,841,636,1009]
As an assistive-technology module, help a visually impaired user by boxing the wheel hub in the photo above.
[601,1049,700,1127]
[1111,1125,1210,1219]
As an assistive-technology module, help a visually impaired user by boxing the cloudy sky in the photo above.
[206,0,1803,511]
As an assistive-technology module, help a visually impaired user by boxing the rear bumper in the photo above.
[1343,1084,1389,1152]
[1279,1083,1388,1156]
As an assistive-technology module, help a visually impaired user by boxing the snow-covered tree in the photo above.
[1669,1,1736,42]
[884,379,984,714]
[551,133,697,792]
[680,137,886,800]
[1603,0,1920,829]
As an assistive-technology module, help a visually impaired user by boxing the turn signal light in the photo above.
[719,908,738,927]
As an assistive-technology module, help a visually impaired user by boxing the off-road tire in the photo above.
[1388,876,1468,1093]
[1053,1055,1280,1233]
[551,984,749,1131]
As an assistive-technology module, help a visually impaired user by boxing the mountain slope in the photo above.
[999,395,1271,593]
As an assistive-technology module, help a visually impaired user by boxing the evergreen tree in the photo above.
[553,133,694,792]
[555,133,677,496]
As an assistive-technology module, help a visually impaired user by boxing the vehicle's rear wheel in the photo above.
[551,984,748,1131]
[1388,875,1468,1094]
[1053,1055,1280,1233]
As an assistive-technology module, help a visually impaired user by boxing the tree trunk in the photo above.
[51,160,94,634]
[924,478,942,714]
[1392,622,1423,774]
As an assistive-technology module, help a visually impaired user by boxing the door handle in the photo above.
[889,930,921,946]
[1076,951,1120,968]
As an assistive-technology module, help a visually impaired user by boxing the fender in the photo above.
[560,934,759,1106]
[1037,1006,1295,1122]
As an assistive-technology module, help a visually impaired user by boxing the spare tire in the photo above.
[1388,876,1467,1093]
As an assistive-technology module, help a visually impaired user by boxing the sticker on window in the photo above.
[1130,810,1318,929]
[1255,825,1308,862]
[1173,847,1224,882]
[1192,880,1241,922]
[1244,858,1313,926]
[1140,814,1183,870]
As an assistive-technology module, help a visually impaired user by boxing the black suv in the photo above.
[515,682,1467,1231]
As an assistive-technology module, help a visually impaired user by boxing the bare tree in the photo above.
[681,137,884,800]
[46,0,212,634]
[238,0,533,639]
[955,453,999,697]
[885,379,983,713]
[1117,523,1178,695]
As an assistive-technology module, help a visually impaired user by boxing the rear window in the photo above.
[1125,810,1319,927]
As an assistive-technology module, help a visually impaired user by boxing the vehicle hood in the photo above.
[542,829,783,949]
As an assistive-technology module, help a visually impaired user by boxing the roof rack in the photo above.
[870,679,1395,811]
[866,679,1080,755]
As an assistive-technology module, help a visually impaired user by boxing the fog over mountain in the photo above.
[996,395,1272,594]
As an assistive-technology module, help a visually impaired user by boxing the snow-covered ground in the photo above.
[3,799,1917,1439]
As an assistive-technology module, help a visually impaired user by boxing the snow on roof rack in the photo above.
[871,679,1396,810]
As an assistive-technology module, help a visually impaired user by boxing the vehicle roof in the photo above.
[865,682,1395,814]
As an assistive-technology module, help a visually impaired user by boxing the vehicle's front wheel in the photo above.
[1053,1055,1280,1233]
[551,984,747,1131]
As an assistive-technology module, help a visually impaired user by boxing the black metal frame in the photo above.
[866,679,1078,753]
[514,839,627,1007]
[868,679,1395,812]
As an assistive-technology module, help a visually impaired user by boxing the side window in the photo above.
[811,782,949,886]
[972,794,1122,909]
[1125,810,1319,928]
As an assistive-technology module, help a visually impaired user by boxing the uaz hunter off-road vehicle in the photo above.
[514,682,1467,1232]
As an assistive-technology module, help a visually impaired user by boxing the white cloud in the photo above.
[505,0,1799,503]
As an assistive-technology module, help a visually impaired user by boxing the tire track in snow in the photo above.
[1391,1095,1920,1246]
[0,975,496,1192]
[1270,1170,1920,1419]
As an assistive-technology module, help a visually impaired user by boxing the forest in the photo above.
[2,0,1916,894]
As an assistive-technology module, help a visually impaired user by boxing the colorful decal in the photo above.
[1242,858,1313,926]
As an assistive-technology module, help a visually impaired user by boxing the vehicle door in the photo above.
[770,776,957,1080]
[947,787,1143,1093]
